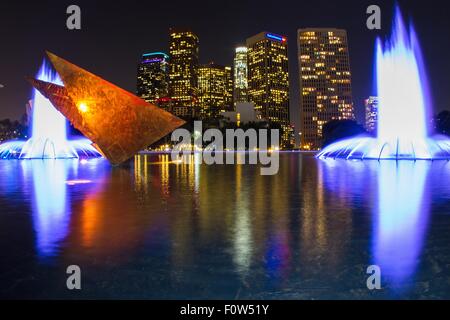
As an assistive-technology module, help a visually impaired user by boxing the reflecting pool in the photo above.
[1,153,450,299]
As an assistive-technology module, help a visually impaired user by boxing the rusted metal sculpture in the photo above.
[28,51,185,165]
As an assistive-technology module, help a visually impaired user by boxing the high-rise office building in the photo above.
[136,52,169,104]
[168,28,199,117]
[225,66,233,111]
[198,63,233,118]
[365,96,378,134]
[233,46,248,105]
[298,28,354,150]
[246,32,291,147]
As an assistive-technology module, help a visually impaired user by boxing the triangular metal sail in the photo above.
[28,51,185,165]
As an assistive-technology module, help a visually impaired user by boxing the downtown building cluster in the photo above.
[137,27,357,150]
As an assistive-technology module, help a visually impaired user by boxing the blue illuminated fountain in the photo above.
[0,61,100,159]
[318,7,450,160]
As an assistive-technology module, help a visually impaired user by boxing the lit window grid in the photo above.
[137,58,169,104]
[247,36,291,146]
[197,64,233,118]
[233,48,248,104]
[298,29,355,150]
[168,31,199,112]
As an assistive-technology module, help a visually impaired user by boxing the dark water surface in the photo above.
[1,153,450,299]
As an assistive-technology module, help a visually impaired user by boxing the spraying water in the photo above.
[318,6,450,160]
[0,61,100,159]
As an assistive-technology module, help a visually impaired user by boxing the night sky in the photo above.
[1,0,450,133]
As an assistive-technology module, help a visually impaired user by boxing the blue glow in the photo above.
[266,33,286,42]
[142,58,164,64]
[317,6,450,160]
[319,158,432,292]
[142,52,169,59]
[24,160,72,258]
[15,158,108,260]
[0,60,101,159]
[265,233,290,282]
[374,161,429,290]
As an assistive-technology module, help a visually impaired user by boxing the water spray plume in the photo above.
[0,60,100,159]
[318,6,450,160]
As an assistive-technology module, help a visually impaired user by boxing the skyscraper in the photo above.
[136,52,169,104]
[298,28,354,150]
[365,96,378,134]
[224,66,233,111]
[198,63,233,118]
[233,46,248,105]
[168,28,199,117]
[246,32,291,147]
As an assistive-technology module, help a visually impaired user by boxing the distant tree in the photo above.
[434,110,450,136]
[322,119,366,148]
[0,118,28,141]
[0,119,12,128]
[15,121,28,139]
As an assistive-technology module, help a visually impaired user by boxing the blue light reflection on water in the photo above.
[16,159,107,261]
[374,161,430,291]
[25,160,71,259]
[319,158,433,291]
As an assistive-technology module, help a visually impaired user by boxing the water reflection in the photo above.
[320,158,431,291]
[76,164,146,258]
[303,159,357,278]
[232,163,253,277]
[21,160,73,259]
[1,153,449,298]
[374,161,430,290]
[18,159,106,260]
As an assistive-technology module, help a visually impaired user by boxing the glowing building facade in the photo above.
[136,52,169,104]
[246,32,292,147]
[298,28,354,150]
[168,28,199,117]
[198,63,233,118]
[233,46,248,105]
[365,96,378,134]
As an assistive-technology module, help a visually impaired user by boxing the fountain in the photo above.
[318,7,450,160]
[0,61,100,159]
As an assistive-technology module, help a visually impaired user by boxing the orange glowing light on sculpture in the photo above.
[27,51,186,165]
[78,102,89,113]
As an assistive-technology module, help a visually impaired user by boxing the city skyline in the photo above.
[2,1,450,303]
[1,0,450,134]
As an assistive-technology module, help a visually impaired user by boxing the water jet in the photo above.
[318,6,450,160]
[0,61,101,159]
